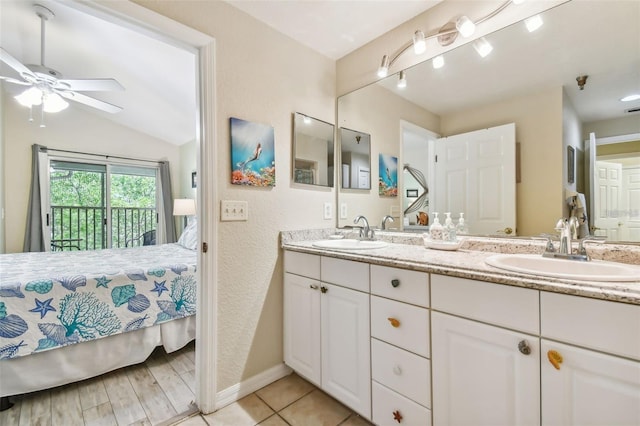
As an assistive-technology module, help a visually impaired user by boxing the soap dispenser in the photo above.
[430,212,444,241]
[444,212,457,242]
[456,213,468,235]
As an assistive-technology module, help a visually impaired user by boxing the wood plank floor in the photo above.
[0,341,197,426]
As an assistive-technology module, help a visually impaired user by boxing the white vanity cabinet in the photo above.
[370,265,431,426]
[431,274,541,426]
[283,251,371,419]
[540,292,640,425]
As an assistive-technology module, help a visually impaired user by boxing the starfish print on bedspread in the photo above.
[95,276,112,288]
[151,280,168,297]
[29,297,56,319]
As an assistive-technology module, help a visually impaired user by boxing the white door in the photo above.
[541,340,640,426]
[623,166,640,241]
[432,311,540,426]
[321,283,371,419]
[283,273,321,386]
[434,123,516,235]
[594,161,623,239]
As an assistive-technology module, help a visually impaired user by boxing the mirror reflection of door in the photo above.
[292,113,335,187]
[340,128,371,190]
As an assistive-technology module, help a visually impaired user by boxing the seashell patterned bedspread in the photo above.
[0,243,197,360]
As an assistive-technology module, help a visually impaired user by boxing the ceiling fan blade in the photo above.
[58,91,123,114]
[0,47,36,80]
[0,75,32,86]
[55,78,125,92]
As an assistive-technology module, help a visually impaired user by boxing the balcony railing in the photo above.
[50,205,156,251]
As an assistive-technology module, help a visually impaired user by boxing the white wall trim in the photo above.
[595,133,640,146]
[215,364,293,410]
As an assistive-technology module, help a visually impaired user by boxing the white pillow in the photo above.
[177,217,198,250]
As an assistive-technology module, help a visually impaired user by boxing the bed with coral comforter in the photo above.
[0,243,197,397]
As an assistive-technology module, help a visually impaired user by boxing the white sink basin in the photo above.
[312,239,388,250]
[485,254,640,282]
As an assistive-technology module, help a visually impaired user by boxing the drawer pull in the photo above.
[387,317,401,328]
[547,350,563,370]
[391,279,400,288]
[393,365,402,375]
[309,284,318,290]
[320,286,328,293]
[393,410,403,423]
[518,340,531,355]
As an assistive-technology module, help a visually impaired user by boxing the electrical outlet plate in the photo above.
[323,202,332,220]
[340,203,348,220]
[221,200,248,221]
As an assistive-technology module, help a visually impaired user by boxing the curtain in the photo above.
[159,161,177,243]
[23,144,47,252]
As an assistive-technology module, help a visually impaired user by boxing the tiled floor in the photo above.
[172,373,372,426]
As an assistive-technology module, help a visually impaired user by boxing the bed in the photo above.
[0,240,197,403]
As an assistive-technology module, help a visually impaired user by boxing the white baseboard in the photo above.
[215,363,292,409]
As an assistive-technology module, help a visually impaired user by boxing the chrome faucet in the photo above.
[543,217,594,261]
[354,215,375,240]
[381,215,394,230]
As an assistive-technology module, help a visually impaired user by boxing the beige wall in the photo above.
[338,83,440,227]
[132,0,336,391]
[441,87,564,236]
[2,97,182,254]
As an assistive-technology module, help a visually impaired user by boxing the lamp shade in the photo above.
[173,198,196,216]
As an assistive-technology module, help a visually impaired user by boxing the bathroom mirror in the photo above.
[337,0,640,242]
[292,112,335,187]
[339,127,371,190]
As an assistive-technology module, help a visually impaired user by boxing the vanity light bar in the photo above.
[376,0,524,79]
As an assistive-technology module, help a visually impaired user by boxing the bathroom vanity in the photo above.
[281,230,640,426]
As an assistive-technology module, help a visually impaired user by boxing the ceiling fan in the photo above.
[0,4,124,115]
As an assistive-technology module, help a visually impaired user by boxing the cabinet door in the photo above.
[541,340,640,426]
[432,312,540,426]
[284,272,321,386]
[321,283,371,419]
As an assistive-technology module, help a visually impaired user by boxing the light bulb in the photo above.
[42,93,69,113]
[413,30,426,55]
[525,14,543,32]
[456,16,475,38]
[621,94,640,102]
[432,55,445,69]
[15,87,43,107]
[377,55,389,78]
[473,37,493,58]
[397,71,407,89]
[512,0,526,4]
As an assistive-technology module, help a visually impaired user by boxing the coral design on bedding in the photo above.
[0,243,196,359]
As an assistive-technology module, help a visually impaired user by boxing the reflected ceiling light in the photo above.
[512,0,526,4]
[433,55,445,69]
[456,16,475,38]
[377,55,390,78]
[525,14,543,32]
[621,94,640,102]
[473,37,493,57]
[413,30,426,55]
[303,115,311,124]
[397,70,407,89]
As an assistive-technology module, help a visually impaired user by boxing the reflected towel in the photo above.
[567,192,589,238]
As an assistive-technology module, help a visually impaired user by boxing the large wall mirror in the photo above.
[339,127,371,190]
[337,0,640,243]
[293,112,335,187]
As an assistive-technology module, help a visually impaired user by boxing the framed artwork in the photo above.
[567,146,575,184]
[230,117,276,186]
[406,189,419,197]
[191,171,197,188]
[378,154,398,197]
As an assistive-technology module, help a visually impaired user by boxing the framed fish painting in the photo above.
[230,117,276,186]
[379,154,398,197]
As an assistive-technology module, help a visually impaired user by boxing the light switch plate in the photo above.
[221,200,248,221]
[323,202,332,220]
[340,203,348,220]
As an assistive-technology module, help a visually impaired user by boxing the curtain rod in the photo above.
[44,147,164,164]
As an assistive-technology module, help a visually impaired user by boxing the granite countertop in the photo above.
[281,229,640,306]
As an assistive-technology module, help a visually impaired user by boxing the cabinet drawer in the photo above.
[372,381,432,426]
[541,292,640,360]
[321,257,369,292]
[284,251,320,279]
[372,338,430,408]
[371,265,429,307]
[431,274,539,335]
[371,296,429,357]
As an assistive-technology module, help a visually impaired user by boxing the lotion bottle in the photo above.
[457,213,468,235]
[444,212,457,242]
[430,212,444,241]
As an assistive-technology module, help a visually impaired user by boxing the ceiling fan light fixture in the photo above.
[456,16,475,38]
[42,93,69,113]
[525,14,543,32]
[473,37,493,58]
[15,87,43,107]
